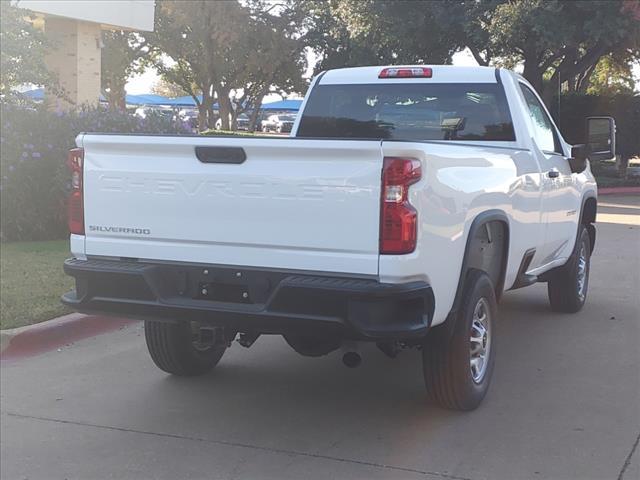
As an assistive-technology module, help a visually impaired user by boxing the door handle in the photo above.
[195,146,246,164]
[547,168,560,178]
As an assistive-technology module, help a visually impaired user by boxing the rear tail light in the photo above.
[379,67,432,78]
[67,147,84,235]
[380,157,421,254]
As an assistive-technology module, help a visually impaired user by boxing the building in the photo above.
[15,0,155,109]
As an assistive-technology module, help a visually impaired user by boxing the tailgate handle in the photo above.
[195,146,246,164]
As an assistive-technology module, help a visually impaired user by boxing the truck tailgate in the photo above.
[80,135,383,275]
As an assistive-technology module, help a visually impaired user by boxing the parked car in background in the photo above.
[178,108,199,132]
[214,113,251,131]
[261,114,296,133]
[236,114,250,131]
[134,106,175,120]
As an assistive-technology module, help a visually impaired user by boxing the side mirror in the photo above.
[569,144,588,173]
[586,116,616,161]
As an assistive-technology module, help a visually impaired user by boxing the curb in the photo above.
[0,313,137,362]
[598,186,640,196]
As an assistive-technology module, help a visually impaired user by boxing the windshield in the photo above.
[297,83,515,141]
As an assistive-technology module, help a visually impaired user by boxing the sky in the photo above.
[125,49,640,97]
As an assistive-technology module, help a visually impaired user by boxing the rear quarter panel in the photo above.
[379,141,543,326]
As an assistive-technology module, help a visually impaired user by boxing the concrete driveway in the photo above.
[1,196,638,480]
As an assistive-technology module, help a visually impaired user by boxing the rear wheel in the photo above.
[144,320,226,376]
[547,226,591,313]
[423,270,497,411]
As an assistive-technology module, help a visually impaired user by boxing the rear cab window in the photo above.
[297,83,516,142]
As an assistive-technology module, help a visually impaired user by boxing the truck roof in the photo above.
[318,65,499,85]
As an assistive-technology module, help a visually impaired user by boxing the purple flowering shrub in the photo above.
[0,102,190,241]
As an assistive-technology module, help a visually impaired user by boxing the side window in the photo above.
[519,84,562,154]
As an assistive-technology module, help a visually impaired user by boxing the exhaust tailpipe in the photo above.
[342,351,362,368]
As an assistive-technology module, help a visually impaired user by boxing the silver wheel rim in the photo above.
[576,242,588,301]
[470,297,492,384]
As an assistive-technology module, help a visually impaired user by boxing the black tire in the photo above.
[547,225,591,313]
[144,320,226,376]
[423,269,497,411]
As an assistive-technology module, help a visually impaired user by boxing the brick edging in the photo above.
[0,313,136,361]
[598,186,640,195]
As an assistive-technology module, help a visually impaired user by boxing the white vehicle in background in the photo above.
[215,113,251,131]
[261,113,296,133]
[178,108,199,132]
[134,106,175,120]
[62,65,615,410]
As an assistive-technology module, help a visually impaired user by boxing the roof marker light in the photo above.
[379,67,433,79]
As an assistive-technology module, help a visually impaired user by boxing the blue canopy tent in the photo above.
[261,99,302,111]
[21,88,45,100]
[21,88,110,103]
[21,89,161,106]
[21,89,303,112]
[125,94,168,105]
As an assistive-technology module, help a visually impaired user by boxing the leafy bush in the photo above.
[0,102,190,241]
[550,92,640,162]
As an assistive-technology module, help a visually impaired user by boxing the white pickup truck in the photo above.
[62,66,616,410]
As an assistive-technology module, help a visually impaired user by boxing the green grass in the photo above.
[201,129,258,137]
[0,240,72,330]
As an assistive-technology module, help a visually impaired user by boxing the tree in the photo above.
[145,1,249,131]
[146,0,306,131]
[0,3,55,98]
[481,0,640,104]
[301,0,468,73]
[101,31,148,110]
[584,55,637,95]
[300,0,640,107]
[226,0,307,131]
[151,78,188,98]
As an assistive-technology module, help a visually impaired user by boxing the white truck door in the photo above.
[518,83,579,265]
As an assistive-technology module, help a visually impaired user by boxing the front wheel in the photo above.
[422,270,497,411]
[547,225,591,313]
[144,320,226,376]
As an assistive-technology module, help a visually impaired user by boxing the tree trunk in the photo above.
[576,63,597,93]
[197,93,213,133]
[106,80,126,111]
[522,60,543,94]
[207,99,218,128]
[197,104,207,132]
[248,102,263,132]
[468,46,490,66]
[217,88,232,131]
[248,88,269,132]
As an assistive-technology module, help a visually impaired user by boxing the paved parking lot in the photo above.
[1,196,638,480]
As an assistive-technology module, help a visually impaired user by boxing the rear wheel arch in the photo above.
[439,210,510,337]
